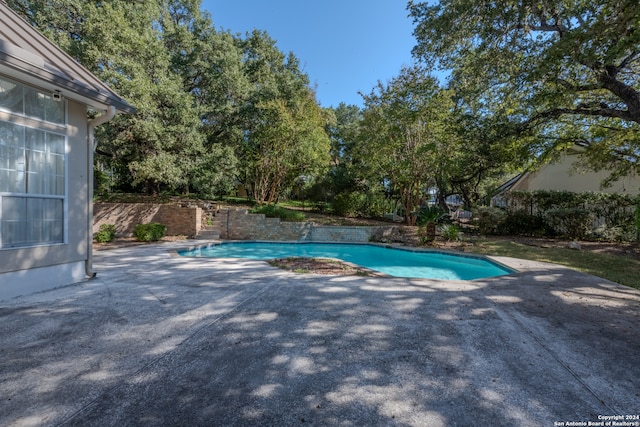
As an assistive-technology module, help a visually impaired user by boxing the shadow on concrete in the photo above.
[0,243,638,426]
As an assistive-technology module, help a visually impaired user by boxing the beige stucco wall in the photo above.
[511,152,640,195]
[0,100,89,280]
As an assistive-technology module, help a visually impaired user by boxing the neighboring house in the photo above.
[492,144,640,206]
[0,2,135,300]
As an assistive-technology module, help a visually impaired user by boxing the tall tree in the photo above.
[238,31,330,204]
[8,1,330,198]
[358,66,451,225]
[409,0,640,179]
[158,0,241,195]
[247,92,331,204]
[325,103,362,195]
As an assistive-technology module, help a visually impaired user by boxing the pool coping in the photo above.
[168,240,518,280]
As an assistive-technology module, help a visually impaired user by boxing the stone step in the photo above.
[202,220,222,230]
[196,229,220,239]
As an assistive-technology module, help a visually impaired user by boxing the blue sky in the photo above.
[200,0,417,108]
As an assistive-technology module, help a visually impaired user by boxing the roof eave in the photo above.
[0,53,136,114]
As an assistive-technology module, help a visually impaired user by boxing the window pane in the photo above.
[0,78,23,114]
[0,169,8,192]
[1,197,26,247]
[0,121,23,149]
[26,127,46,151]
[2,170,25,193]
[0,79,67,247]
[0,77,65,125]
[23,86,45,121]
[0,141,8,170]
[1,196,63,247]
[9,146,25,172]
[2,196,24,220]
[28,150,44,173]
[48,133,65,154]
[23,86,65,125]
[0,123,65,196]
[55,175,65,195]
[53,153,65,175]
[44,96,65,124]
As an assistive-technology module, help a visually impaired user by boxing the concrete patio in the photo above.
[1,241,639,426]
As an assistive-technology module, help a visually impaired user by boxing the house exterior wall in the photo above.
[510,152,640,195]
[0,99,89,300]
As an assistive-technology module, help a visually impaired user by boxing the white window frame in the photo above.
[0,76,68,249]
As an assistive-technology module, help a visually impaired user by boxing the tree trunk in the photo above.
[426,222,436,240]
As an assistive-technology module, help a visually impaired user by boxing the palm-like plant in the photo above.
[416,206,448,243]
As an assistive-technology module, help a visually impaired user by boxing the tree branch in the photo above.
[555,79,601,92]
[612,50,640,76]
[594,68,640,122]
[95,148,114,158]
[548,106,632,122]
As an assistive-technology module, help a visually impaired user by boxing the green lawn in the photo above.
[466,238,640,289]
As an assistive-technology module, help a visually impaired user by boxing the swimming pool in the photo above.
[178,242,513,280]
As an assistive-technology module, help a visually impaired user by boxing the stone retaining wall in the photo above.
[93,203,398,243]
[308,226,377,242]
[94,203,201,237]
[216,209,310,241]
[218,209,388,242]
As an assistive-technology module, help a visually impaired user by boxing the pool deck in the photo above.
[1,240,639,426]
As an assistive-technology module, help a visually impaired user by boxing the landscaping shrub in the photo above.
[416,205,448,243]
[362,193,394,218]
[416,205,447,226]
[332,192,366,217]
[591,225,636,242]
[133,223,167,242]
[545,208,592,240]
[94,224,116,243]
[499,211,550,237]
[250,204,306,222]
[499,190,638,241]
[439,224,461,241]
[332,191,393,219]
[314,201,330,213]
[472,206,508,235]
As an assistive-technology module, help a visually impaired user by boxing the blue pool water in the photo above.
[178,242,512,280]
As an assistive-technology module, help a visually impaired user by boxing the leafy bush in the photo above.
[545,208,592,239]
[416,205,447,226]
[499,211,550,237]
[94,224,116,243]
[363,193,394,218]
[314,201,330,213]
[250,204,306,222]
[331,191,391,218]
[439,224,461,241]
[332,192,366,217]
[591,225,636,242]
[133,223,167,242]
[473,206,508,235]
[498,191,638,241]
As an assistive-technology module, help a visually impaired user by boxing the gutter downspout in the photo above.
[85,106,116,278]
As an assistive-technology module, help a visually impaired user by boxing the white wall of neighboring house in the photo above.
[510,150,640,195]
